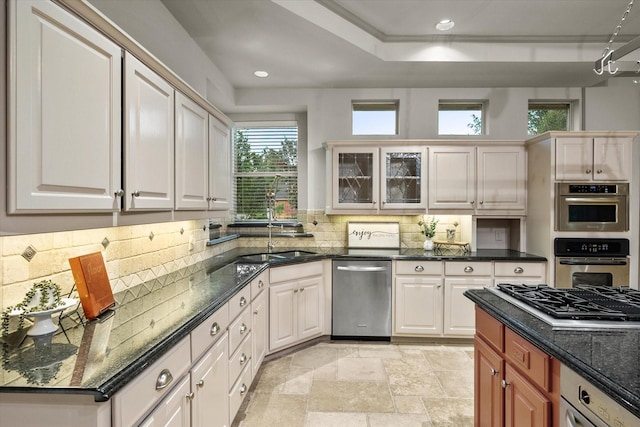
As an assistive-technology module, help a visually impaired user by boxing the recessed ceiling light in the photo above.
[254,70,269,78]
[436,19,455,31]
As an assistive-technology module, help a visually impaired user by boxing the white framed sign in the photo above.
[347,222,400,248]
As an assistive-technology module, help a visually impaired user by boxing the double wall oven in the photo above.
[556,183,628,232]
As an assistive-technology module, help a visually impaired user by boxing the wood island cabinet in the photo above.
[474,308,559,427]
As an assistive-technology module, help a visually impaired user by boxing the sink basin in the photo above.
[239,250,315,263]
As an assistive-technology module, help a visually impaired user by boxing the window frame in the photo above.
[527,101,571,135]
[351,100,399,136]
[438,101,487,136]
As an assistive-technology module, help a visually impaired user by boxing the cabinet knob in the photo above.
[206,197,212,201]
[596,169,603,174]
[240,323,247,334]
[197,379,205,388]
[464,266,474,273]
[501,379,510,388]
[210,322,220,336]
[258,280,264,288]
[114,189,124,197]
[186,392,195,401]
[382,201,386,205]
[240,384,248,396]
[586,169,592,174]
[415,265,424,272]
[132,190,141,198]
[294,289,299,293]
[490,368,499,376]
[372,201,377,205]
[479,200,484,205]
[300,287,305,292]
[513,267,524,274]
[470,200,475,205]
[155,369,174,390]
[240,296,247,307]
[240,353,247,365]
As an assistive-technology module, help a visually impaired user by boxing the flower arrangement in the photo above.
[1,279,62,337]
[418,216,439,239]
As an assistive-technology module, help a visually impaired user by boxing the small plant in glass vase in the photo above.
[446,221,459,242]
[418,216,438,250]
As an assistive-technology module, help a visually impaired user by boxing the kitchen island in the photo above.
[464,288,640,422]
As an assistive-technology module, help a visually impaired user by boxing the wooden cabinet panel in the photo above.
[297,276,324,341]
[504,365,551,427]
[229,364,252,421]
[474,336,504,427]
[228,308,251,357]
[269,282,297,351]
[395,261,443,275]
[475,307,504,352]
[477,146,526,211]
[9,0,122,212]
[505,329,552,392]
[444,278,490,336]
[556,136,631,182]
[191,304,229,363]
[445,262,493,276]
[593,136,632,181]
[228,334,252,388]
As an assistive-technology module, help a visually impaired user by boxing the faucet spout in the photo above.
[266,175,281,252]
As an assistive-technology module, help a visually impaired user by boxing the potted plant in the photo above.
[1,279,62,338]
[418,216,438,250]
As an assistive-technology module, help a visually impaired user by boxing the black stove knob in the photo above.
[580,388,591,405]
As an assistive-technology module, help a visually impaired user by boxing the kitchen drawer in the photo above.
[445,261,492,276]
[191,303,229,362]
[112,336,191,427]
[229,285,251,321]
[251,271,268,300]
[505,328,551,392]
[395,260,443,275]
[229,363,252,421]
[229,332,252,387]
[475,308,504,352]
[494,262,545,278]
[270,261,323,284]
[229,307,251,355]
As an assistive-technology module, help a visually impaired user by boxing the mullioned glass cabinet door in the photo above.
[381,147,426,209]
[333,147,379,209]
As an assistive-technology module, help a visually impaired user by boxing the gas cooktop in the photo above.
[488,283,640,330]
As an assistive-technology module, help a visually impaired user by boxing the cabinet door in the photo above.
[444,278,491,336]
[9,0,122,212]
[394,276,442,335]
[428,147,476,210]
[297,276,323,341]
[175,92,209,210]
[269,282,298,352]
[251,290,268,378]
[504,365,551,427]
[593,137,632,181]
[555,138,593,181]
[332,147,379,209]
[139,375,191,427]
[191,334,229,427]
[380,147,426,210]
[477,146,526,212]
[208,115,231,210]
[474,337,504,427]
[124,52,174,211]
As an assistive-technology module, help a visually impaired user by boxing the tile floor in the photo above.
[232,341,475,427]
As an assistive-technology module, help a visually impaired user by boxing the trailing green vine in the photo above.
[1,280,62,337]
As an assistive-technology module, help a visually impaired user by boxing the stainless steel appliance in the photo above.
[561,364,637,427]
[332,259,392,339]
[555,238,630,288]
[556,182,628,232]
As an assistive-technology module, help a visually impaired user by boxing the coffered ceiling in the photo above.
[159,0,640,89]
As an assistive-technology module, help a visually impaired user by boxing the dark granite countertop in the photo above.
[465,288,640,419]
[0,247,545,402]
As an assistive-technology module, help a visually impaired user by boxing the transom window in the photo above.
[233,122,298,220]
[438,101,485,135]
[528,102,570,135]
[352,101,399,135]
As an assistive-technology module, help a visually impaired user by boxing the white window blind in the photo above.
[233,122,298,220]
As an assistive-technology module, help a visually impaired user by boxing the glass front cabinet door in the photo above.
[331,146,426,212]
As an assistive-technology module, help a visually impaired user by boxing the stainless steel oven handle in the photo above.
[336,266,388,272]
[564,197,623,204]
[558,259,627,266]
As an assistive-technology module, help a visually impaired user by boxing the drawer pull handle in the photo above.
[186,392,194,401]
[240,323,247,334]
[490,368,499,376]
[464,266,474,273]
[156,369,173,390]
[501,380,510,389]
[258,280,264,288]
[197,379,205,388]
[240,296,247,307]
[415,265,424,272]
[210,322,220,336]
[240,353,247,365]
[514,267,524,274]
[240,384,248,395]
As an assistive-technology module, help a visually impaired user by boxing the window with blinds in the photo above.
[233,122,298,220]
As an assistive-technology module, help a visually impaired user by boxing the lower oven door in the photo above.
[560,398,600,427]
[555,257,629,288]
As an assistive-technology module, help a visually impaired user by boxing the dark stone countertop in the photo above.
[465,288,640,419]
[0,247,545,402]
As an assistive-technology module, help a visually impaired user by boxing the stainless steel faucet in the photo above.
[266,175,281,252]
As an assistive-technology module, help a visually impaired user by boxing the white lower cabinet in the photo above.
[494,262,547,286]
[190,333,229,427]
[394,261,443,336]
[139,375,191,427]
[251,287,268,378]
[269,262,324,353]
[444,277,490,336]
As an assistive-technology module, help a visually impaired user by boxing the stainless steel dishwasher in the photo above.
[332,259,392,339]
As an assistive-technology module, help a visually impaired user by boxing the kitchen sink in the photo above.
[239,250,315,263]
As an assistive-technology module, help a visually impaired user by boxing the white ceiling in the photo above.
[158,0,640,90]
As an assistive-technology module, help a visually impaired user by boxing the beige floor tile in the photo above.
[424,349,474,371]
[308,380,395,413]
[238,393,307,427]
[337,357,387,381]
[313,359,338,380]
[422,397,474,426]
[278,366,314,394]
[292,345,338,369]
[357,344,403,359]
[434,369,475,398]
[304,412,368,427]
[368,413,433,427]
[393,395,427,414]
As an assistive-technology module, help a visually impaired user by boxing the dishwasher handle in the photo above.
[336,265,388,272]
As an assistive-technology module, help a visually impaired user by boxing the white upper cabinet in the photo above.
[428,146,476,210]
[175,92,209,210]
[555,136,632,181]
[208,115,232,211]
[124,53,175,211]
[8,0,122,212]
[476,146,526,211]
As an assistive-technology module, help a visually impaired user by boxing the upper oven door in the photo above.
[556,195,627,231]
